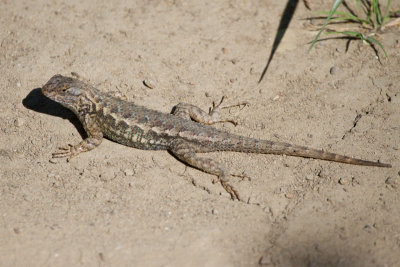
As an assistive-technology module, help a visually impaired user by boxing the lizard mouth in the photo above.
[41,85,58,101]
[42,74,65,98]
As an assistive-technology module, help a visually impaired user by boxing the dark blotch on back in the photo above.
[121,106,134,119]
[110,104,119,114]
[151,119,165,127]
[105,114,117,125]
[137,114,151,124]
[117,120,129,130]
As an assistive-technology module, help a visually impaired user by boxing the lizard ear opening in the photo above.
[66,87,83,96]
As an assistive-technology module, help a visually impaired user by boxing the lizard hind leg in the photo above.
[171,145,241,200]
[172,96,248,126]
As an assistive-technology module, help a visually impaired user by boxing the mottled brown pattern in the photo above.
[41,74,392,201]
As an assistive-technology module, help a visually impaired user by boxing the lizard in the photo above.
[41,74,392,201]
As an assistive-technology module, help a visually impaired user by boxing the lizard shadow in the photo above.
[22,88,87,139]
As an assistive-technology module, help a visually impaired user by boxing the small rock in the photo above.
[211,209,218,215]
[273,94,281,101]
[49,158,58,164]
[339,178,349,185]
[285,192,294,199]
[394,40,400,49]
[306,174,314,180]
[330,66,338,75]
[385,177,398,189]
[14,118,24,127]
[16,82,21,87]
[124,169,134,176]
[143,78,156,89]
[259,255,272,265]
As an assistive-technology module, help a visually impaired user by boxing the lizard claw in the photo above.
[207,97,241,126]
[212,96,226,110]
[208,96,248,126]
[221,181,241,201]
[232,171,251,181]
[220,96,250,110]
[209,96,226,114]
[52,144,77,161]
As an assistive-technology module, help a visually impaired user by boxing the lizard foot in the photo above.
[209,96,250,126]
[232,171,251,181]
[52,144,79,161]
[221,181,241,201]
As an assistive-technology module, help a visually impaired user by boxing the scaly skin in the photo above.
[42,74,392,201]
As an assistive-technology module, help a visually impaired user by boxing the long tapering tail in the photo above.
[225,136,391,168]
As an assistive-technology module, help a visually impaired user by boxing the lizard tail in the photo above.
[225,137,391,168]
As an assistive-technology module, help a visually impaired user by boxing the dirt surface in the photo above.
[1,0,399,266]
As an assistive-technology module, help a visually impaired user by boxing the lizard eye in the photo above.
[66,87,83,96]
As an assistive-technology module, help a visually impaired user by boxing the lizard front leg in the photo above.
[171,142,241,201]
[52,133,103,160]
[172,96,248,125]
[52,115,103,160]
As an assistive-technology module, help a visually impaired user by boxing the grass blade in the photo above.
[365,36,388,57]
[385,0,392,17]
[372,0,383,26]
[308,0,344,52]
[325,30,363,38]
[324,30,387,57]
[318,10,368,23]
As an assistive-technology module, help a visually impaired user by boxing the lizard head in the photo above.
[42,74,88,110]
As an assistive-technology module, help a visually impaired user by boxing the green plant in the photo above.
[308,0,399,57]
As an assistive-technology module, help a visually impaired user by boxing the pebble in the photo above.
[49,158,58,164]
[124,169,135,176]
[273,94,281,101]
[211,209,219,215]
[394,40,400,49]
[285,192,294,199]
[385,177,398,189]
[259,255,272,265]
[339,178,349,185]
[143,78,156,89]
[330,66,338,75]
[14,118,24,127]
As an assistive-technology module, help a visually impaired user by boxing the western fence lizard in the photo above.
[41,74,391,200]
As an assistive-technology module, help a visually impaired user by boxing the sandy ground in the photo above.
[1,0,399,266]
